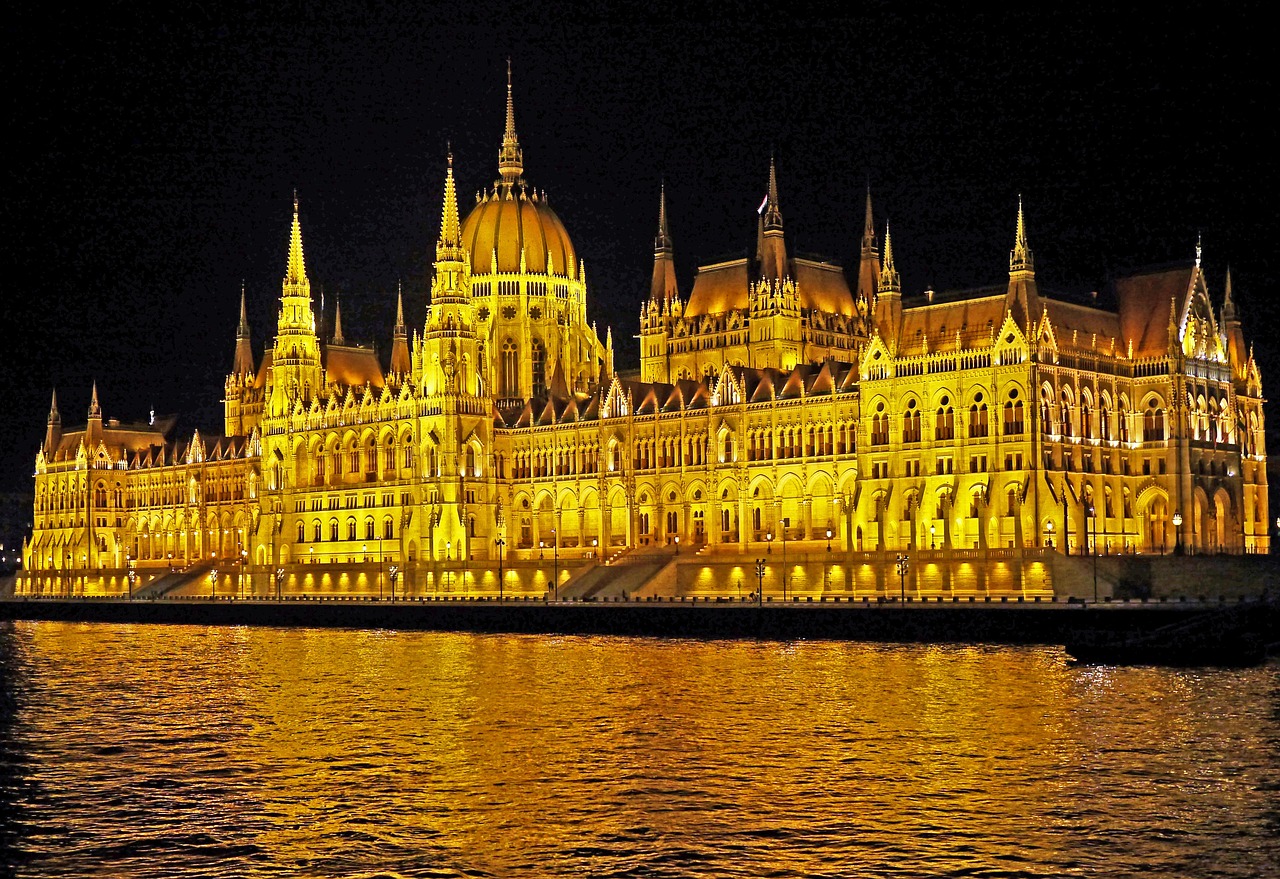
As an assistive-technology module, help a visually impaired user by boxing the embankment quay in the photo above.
[3,595,1277,646]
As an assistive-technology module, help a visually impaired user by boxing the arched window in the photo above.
[1003,391,1024,436]
[364,518,375,540]
[935,397,955,441]
[296,521,305,543]
[383,517,394,540]
[313,521,322,542]
[903,400,921,443]
[970,393,989,438]
[329,519,339,542]
[531,339,546,398]
[347,518,357,541]
[500,339,519,398]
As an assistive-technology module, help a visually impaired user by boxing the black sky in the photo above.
[3,1,1277,498]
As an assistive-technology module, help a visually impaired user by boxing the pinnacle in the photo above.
[286,193,308,284]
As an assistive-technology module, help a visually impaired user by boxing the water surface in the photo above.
[0,621,1276,877]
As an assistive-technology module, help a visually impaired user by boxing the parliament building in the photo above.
[20,73,1270,599]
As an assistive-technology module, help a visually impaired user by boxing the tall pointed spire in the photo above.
[656,180,673,252]
[48,388,59,423]
[390,281,411,376]
[1223,266,1236,319]
[438,150,462,253]
[233,282,255,376]
[879,223,900,294]
[1010,195,1033,273]
[332,298,345,345]
[763,154,783,230]
[286,190,307,284]
[861,186,877,253]
[650,183,679,304]
[88,382,101,419]
[498,60,524,189]
[44,388,62,456]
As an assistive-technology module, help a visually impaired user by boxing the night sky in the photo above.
[4,2,1277,500]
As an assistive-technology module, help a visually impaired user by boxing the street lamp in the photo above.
[496,537,506,601]
[389,564,399,601]
[551,528,558,601]
[275,566,285,600]
[126,555,136,600]
[1088,504,1098,602]
[446,541,452,593]
[826,528,832,552]
[674,535,680,555]
[766,531,773,554]
[755,558,766,605]
[1173,511,1183,556]
[930,524,936,550]
[240,549,247,598]
[592,537,598,559]
[895,553,909,601]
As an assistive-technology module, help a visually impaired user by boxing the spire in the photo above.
[497,60,524,188]
[48,388,59,423]
[44,388,62,456]
[390,281,411,376]
[860,186,877,254]
[332,298,345,345]
[438,150,462,253]
[656,180,673,252]
[1195,232,1203,268]
[233,282,255,376]
[763,154,783,230]
[286,190,307,284]
[1223,266,1236,319]
[1010,195,1033,273]
[650,183,679,304]
[879,223,900,294]
[758,156,788,282]
[88,382,101,419]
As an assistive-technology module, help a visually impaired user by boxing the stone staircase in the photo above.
[132,561,215,599]
[560,545,678,600]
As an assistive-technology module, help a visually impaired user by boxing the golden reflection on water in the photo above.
[1,622,1277,878]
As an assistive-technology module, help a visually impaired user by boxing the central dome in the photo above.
[461,190,576,277]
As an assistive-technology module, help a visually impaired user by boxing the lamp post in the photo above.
[826,528,832,552]
[1173,511,1183,556]
[496,537,506,601]
[781,526,787,598]
[126,555,136,600]
[755,558,766,605]
[674,535,680,555]
[766,530,772,553]
[275,566,285,600]
[240,549,247,598]
[551,528,558,601]
[895,553,909,601]
[1088,504,1098,602]
[446,541,452,593]
[592,537,598,559]
[930,524,936,550]
[389,564,399,602]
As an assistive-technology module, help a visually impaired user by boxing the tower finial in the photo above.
[89,381,101,419]
[763,154,782,229]
[861,186,876,252]
[498,60,523,186]
[879,222,900,294]
[238,281,250,335]
[1222,265,1236,320]
[48,388,59,422]
[396,280,405,329]
[332,297,345,345]
[1010,195,1033,273]
[286,192,307,284]
[438,149,462,253]
[1195,231,1202,268]
[655,180,672,252]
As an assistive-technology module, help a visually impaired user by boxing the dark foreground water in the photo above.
[0,622,1276,878]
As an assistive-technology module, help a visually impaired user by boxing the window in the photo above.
[970,394,989,438]
[347,518,357,540]
[500,339,519,398]
[1003,397,1024,435]
[903,400,922,443]
[871,404,889,446]
[330,519,339,541]
[531,339,546,398]
[364,518,375,540]
[383,517,394,540]
[935,397,955,441]
[296,522,305,542]
[1143,406,1166,442]
[313,521,322,542]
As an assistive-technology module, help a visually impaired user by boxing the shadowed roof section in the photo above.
[323,346,385,389]
[1112,265,1194,358]
[684,257,855,317]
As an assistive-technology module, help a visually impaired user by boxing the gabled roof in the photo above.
[324,345,385,389]
[1111,264,1195,359]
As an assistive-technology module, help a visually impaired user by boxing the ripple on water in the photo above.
[0,623,1278,879]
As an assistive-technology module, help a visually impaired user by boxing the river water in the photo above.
[0,621,1276,878]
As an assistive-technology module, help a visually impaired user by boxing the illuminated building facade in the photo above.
[22,75,1269,595]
